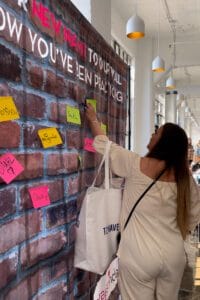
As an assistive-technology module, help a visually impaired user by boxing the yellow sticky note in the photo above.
[0,96,20,122]
[38,128,63,148]
[66,106,81,125]
[86,99,97,112]
[101,123,107,134]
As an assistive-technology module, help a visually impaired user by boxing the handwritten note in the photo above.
[86,99,97,112]
[84,138,96,153]
[66,106,81,125]
[0,96,20,122]
[29,185,50,209]
[0,153,24,184]
[101,123,107,134]
[38,128,63,148]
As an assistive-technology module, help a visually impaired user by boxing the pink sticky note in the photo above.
[29,185,50,209]
[84,138,96,153]
[0,153,24,184]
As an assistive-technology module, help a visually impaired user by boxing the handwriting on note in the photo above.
[38,128,63,148]
[86,99,97,112]
[84,138,96,153]
[0,96,20,122]
[0,153,24,184]
[29,185,50,209]
[66,106,81,125]
[101,123,107,134]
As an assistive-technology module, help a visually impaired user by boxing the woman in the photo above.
[85,104,200,300]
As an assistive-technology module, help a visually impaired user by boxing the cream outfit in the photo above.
[93,135,200,300]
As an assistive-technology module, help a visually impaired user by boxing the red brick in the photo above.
[20,232,66,268]
[82,151,98,169]
[23,124,44,148]
[0,253,18,289]
[80,171,95,189]
[0,187,16,218]
[46,201,77,228]
[11,89,46,120]
[5,270,42,300]
[67,82,86,102]
[42,248,74,284]
[36,283,67,300]
[0,122,20,148]
[67,175,80,196]
[0,83,9,96]
[0,45,21,82]
[20,180,64,210]
[68,224,76,245]
[47,153,78,175]
[15,153,43,181]
[0,211,41,254]
[66,130,82,150]
[49,102,67,124]
[43,70,68,98]
[26,62,44,90]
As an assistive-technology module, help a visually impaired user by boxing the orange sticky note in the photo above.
[0,96,20,122]
[29,185,50,209]
[66,106,81,125]
[38,128,63,148]
[84,138,96,153]
[0,153,24,184]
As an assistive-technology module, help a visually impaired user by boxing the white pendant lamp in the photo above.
[126,14,145,39]
[152,0,165,72]
[152,56,165,72]
[166,76,176,89]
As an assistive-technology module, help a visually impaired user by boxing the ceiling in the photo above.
[112,0,200,130]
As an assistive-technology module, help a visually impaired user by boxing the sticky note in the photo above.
[29,185,50,209]
[84,138,96,153]
[66,106,81,125]
[38,128,63,148]
[0,96,20,122]
[86,99,97,112]
[101,123,107,134]
[0,153,24,184]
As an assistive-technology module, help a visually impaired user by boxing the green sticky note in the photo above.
[86,99,97,112]
[101,123,107,134]
[66,106,81,125]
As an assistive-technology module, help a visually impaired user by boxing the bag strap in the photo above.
[123,167,167,231]
[91,140,112,189]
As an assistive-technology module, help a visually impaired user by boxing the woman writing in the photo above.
[85,104,200,300]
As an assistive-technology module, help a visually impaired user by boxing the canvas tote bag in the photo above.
[74,141,122,275]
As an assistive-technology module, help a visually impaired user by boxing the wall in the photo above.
[0,0,128,298]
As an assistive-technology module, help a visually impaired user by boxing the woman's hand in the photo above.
[85,104,98,123]
[85,104,105,136]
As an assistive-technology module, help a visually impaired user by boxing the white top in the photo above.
[93,135,200,247]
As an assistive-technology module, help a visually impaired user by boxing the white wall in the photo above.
[70,0,91,21]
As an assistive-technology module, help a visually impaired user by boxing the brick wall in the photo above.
[0,0,128,299]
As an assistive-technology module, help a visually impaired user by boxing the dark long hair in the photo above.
[147,123,190,239]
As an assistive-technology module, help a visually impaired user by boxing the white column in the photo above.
[134,38,154,156]
[178,102,186,129]
[165,91,177,123]
[185,117,192,137]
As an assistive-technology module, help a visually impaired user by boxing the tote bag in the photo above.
[74,141,122,275]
